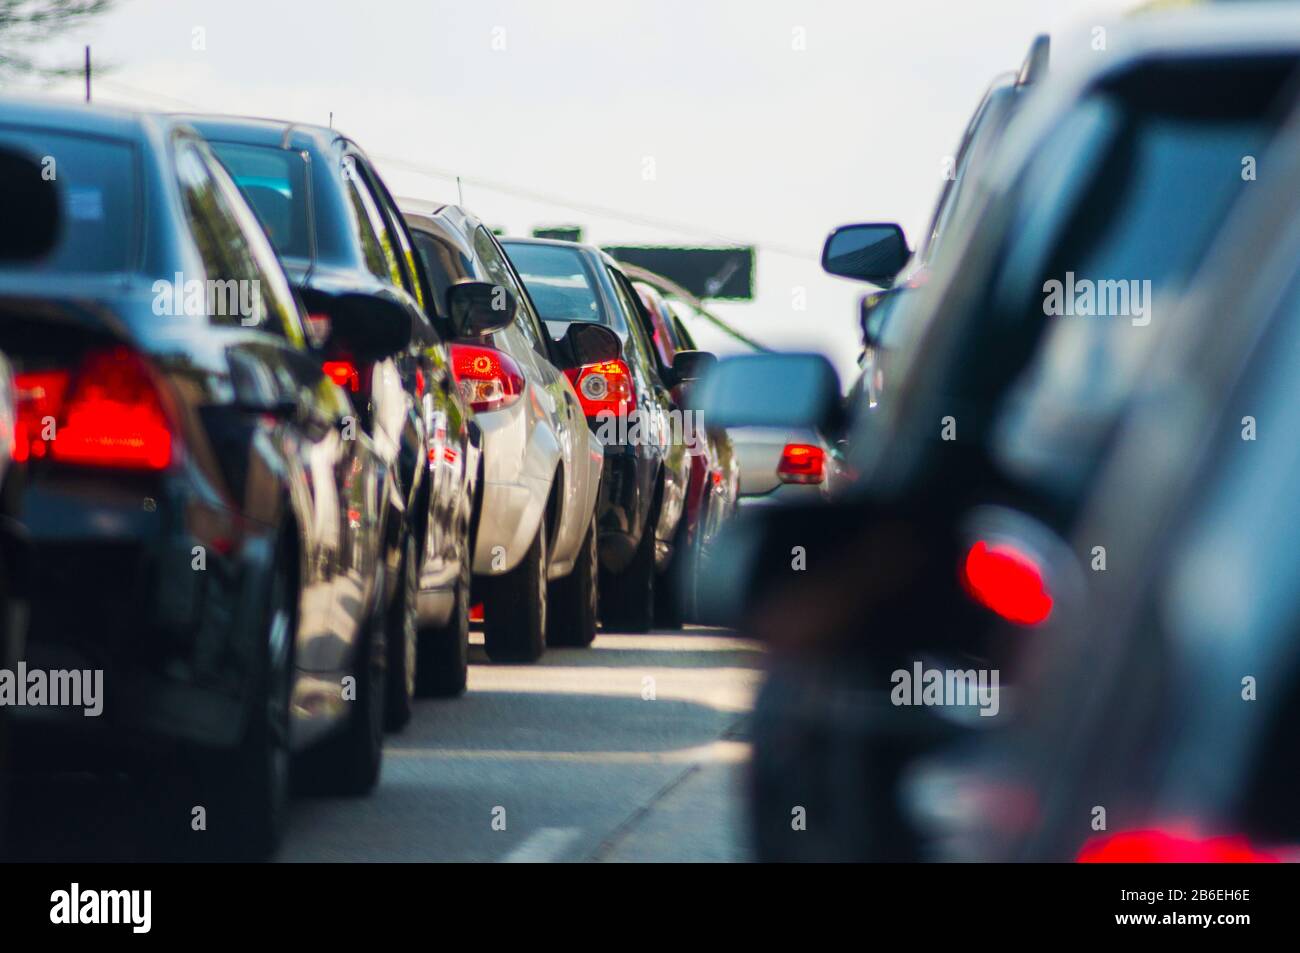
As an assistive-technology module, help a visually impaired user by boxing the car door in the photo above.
[474,226,595,570]
[606,264,687,548]
[349,154,468,585]
[176,138,383,692]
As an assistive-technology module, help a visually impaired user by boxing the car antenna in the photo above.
[84,46,91,102]
[457,176,464,206]
[329,111,333,129]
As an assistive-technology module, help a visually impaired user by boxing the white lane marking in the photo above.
[501,827,582,863]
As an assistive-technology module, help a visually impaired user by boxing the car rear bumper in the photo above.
[9,475,270,760]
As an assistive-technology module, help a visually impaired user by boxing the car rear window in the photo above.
[208,141,311,259]
[502,242,603,323]
[0,127,138,274]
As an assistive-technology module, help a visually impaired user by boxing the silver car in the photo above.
[403,202,604,662]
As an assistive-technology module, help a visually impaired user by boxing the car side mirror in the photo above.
[301,288,412,361]
[557,322,621,369]
[0,146,61,262]
[694,352,844,437]
[671,349,717,383]
[822,223,909,285]
[447,280,516,338]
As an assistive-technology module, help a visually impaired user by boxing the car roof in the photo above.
[0,95,167,141]
[173,113,345,155]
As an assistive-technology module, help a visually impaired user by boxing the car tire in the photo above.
[416,553,470,697]
[197,549,294,860]
[482,524,547,663]
[548,514,598,647]
[384,534,418,731]
[600,501,656,634]
[296,572,386,797]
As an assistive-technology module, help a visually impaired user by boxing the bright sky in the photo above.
[26,0,1135,378]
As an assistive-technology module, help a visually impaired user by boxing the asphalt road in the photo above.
[6,626,764,862]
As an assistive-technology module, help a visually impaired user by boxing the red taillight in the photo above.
[470,602,484,622]
[323,360,361,393]
[564,359,636,418]
[777,443,826,485]
[961,540,1052,626]
[450,344,525,413]
[15,347,175,471]
[1078,829,1279,863]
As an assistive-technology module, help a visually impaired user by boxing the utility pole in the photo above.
[84,46,91,102]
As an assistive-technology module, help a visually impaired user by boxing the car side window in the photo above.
[607,266,661,379]
[474,226,549,358]
[174,139,270,330]
[357,160,430,313]
[197,146,309,347]
[342,155,404,288]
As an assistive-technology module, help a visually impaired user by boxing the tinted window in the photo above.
[343,156,402,286]
[411,229,464,319]
[0,128,138,274]
[207,141,311,259]
[502,242,603,324]
[990,84,1288,494]
[475,228,549,355]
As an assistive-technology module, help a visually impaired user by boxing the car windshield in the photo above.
[0,127,138,274]
[502,242,603,323]
[208,141,311,259]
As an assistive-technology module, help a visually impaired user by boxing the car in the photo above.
[695,4,1300,861]
[0,98,404,858]
[501,238,699,633]
[401,202,606,659]
[628,274,738,623]
[911,99,1300,862]
[185,116,483,720]
[0,141,51,859]
[828,35,1048,418]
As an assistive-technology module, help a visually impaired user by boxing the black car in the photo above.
[0,99,403,858]
[185,116,481,721]
[697,7,1300,861]
[831,39,1045,415]
[502,238,701,633]
[915,101,1300,862]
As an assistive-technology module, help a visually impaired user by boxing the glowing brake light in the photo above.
[450,343,525,413]
[777,443,826,485]
[14,347,176,471]
[564,359,636,418]
[322,360,361,393]
[961,540,1052,626]
[1077,829,1279,863]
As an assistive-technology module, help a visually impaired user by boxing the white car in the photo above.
[403,202,605,662]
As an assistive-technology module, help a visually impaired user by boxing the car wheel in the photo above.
[600,503,655,634]
[416,553,470,697]
[548,514,598,647]
[198,550,294,860]
[384,533,418,731]
[296,570,386,796]
[482,524,547,663]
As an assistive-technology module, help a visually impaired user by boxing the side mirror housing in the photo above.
[671,349,717,383]
[822,223,909,285]
[447,280,516,338]
[557,322,621,369]
[302,288,412,361]
[0,146,61,262]
[694,353,843,437]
